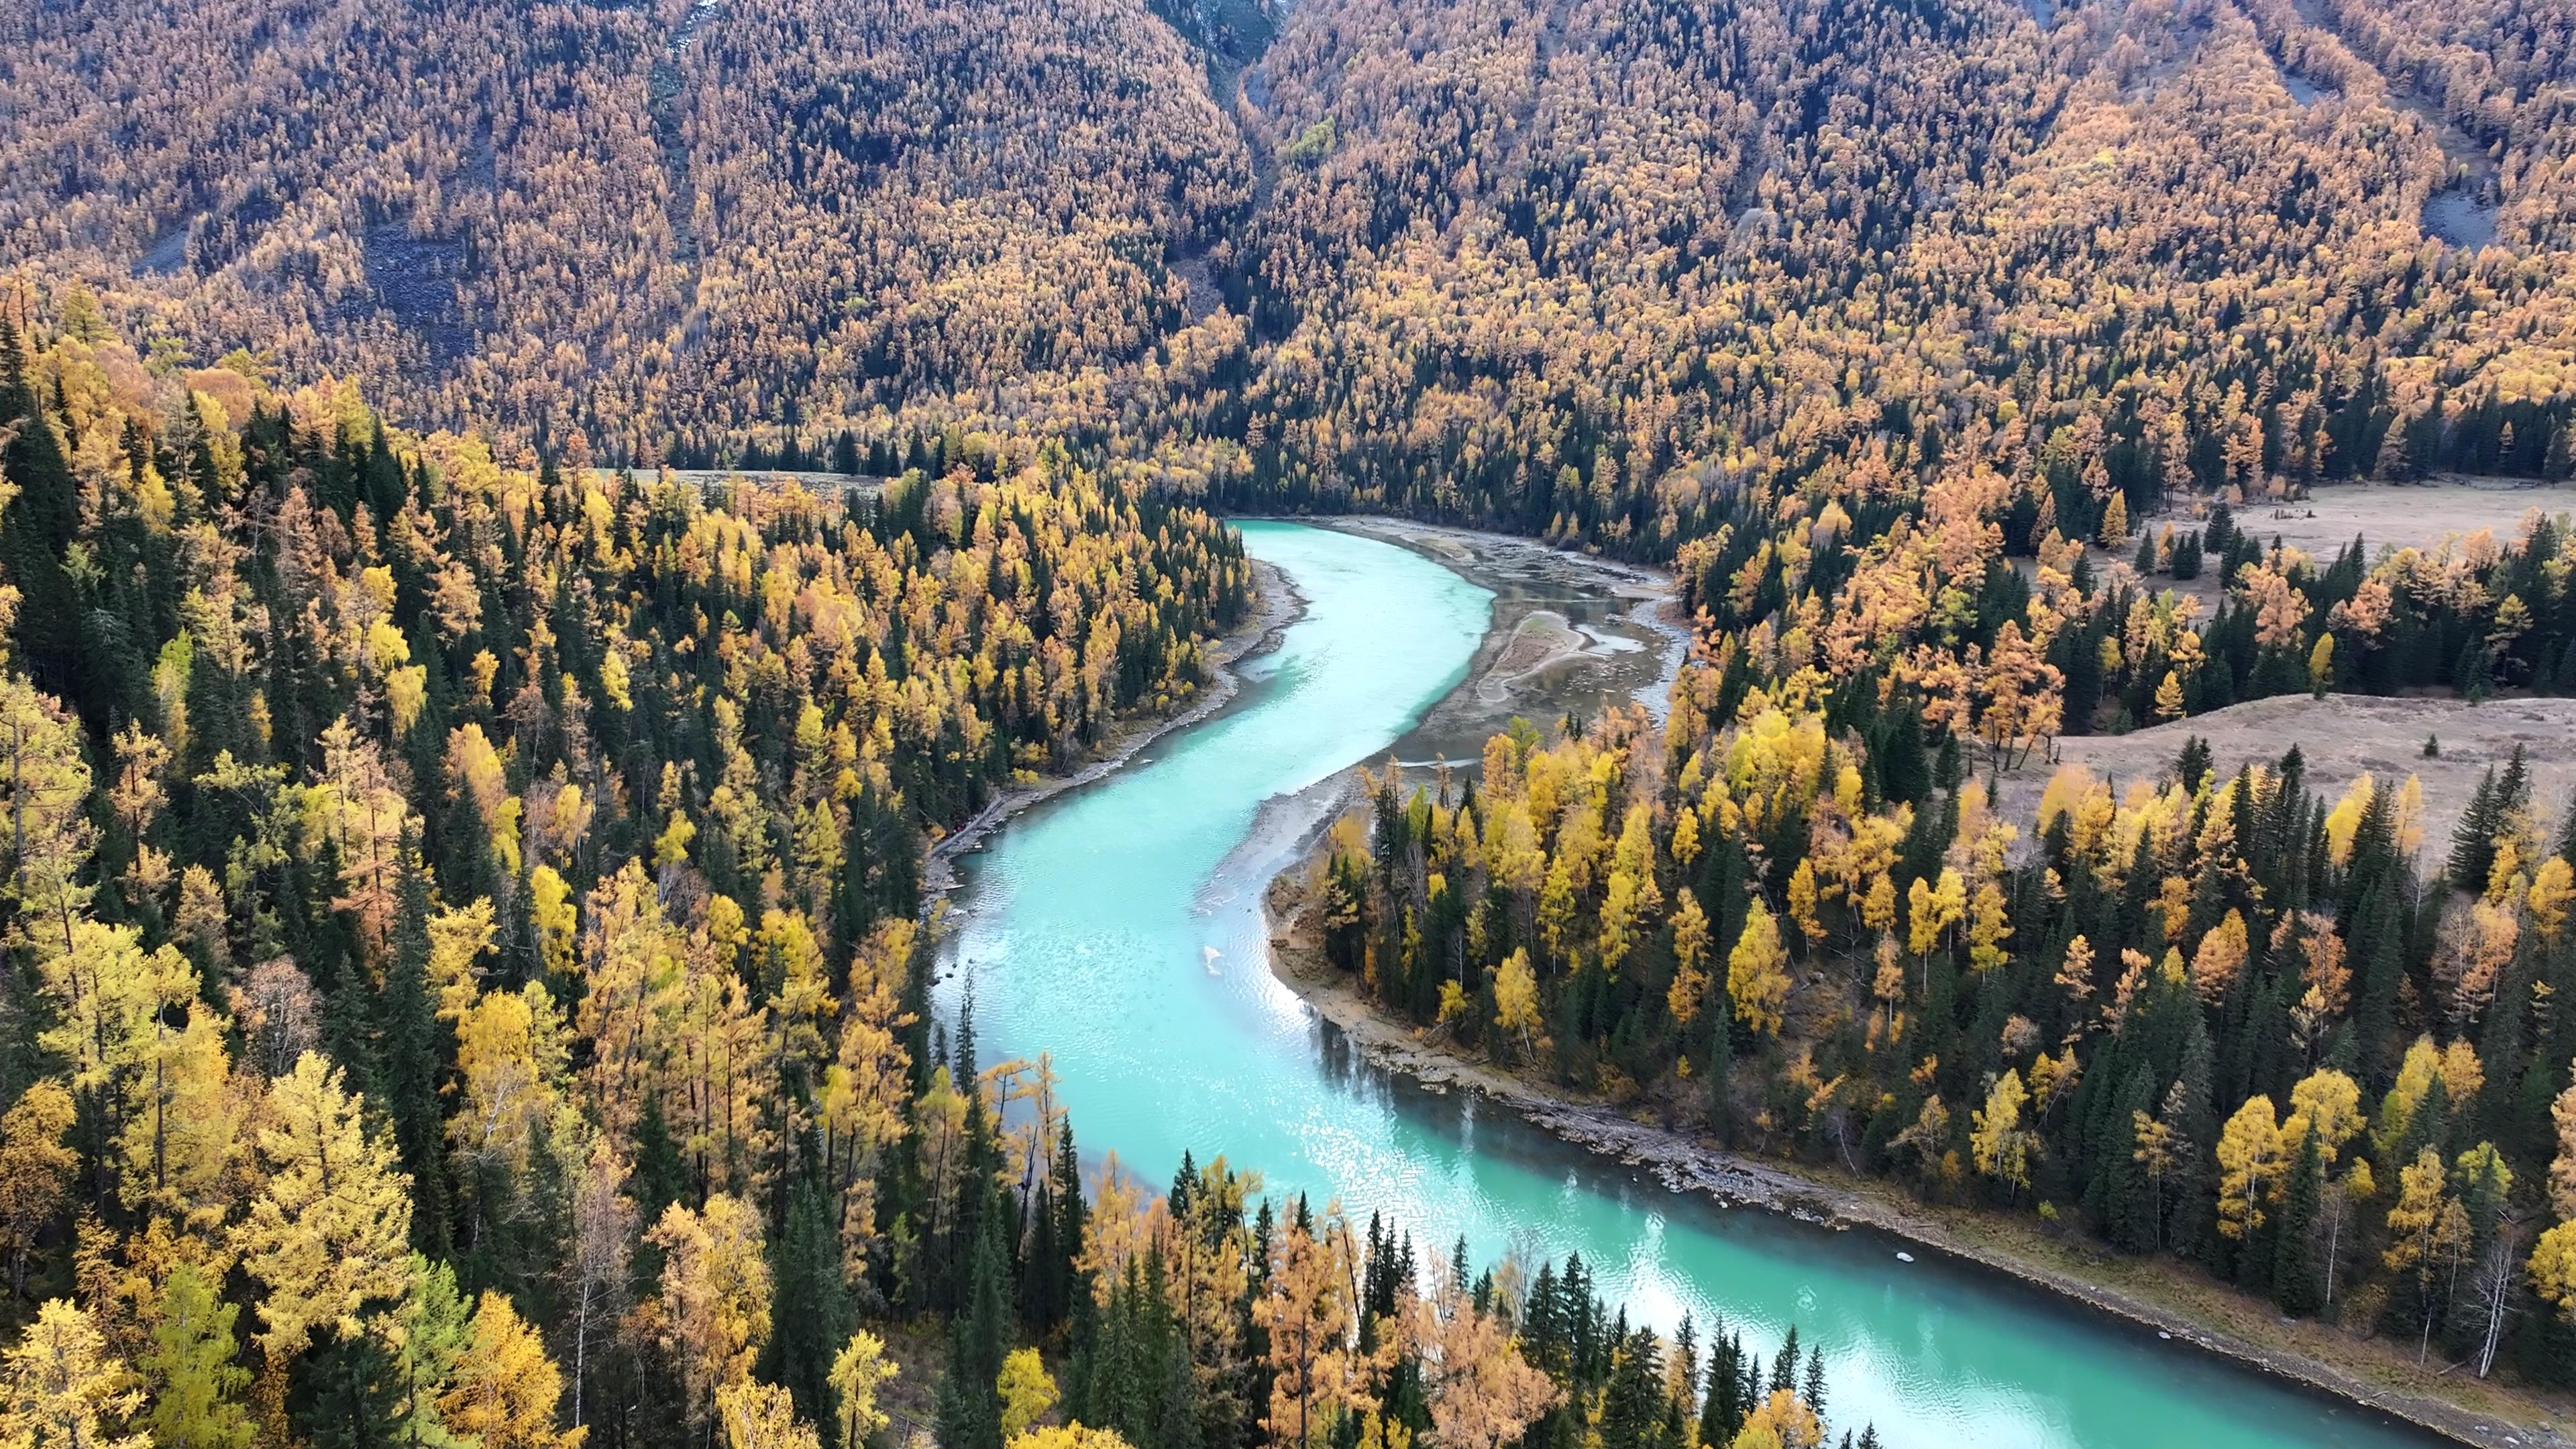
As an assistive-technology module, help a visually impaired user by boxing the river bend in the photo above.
[936,521,2439,1449]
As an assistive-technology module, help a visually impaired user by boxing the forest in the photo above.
[5,0,2574,515]
[0,305,1909,1449]
[2,0,2576,1440]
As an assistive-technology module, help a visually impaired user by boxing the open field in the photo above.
[2171,476,2564,559]
[1997,693,2576,863]
[2091,478,2567,607]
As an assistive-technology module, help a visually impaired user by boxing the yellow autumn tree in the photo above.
[0,1083,76,1301]
[451,982,570,1180]
[827,1332,898,1449]
[1493,949,1542,1058]
[0,673,99,955]
[2551,1073,2576,1221]
[2152,671,2185,720]
[1906,868,1964,965]
[2532,1222,2576,1323]
[1407,1276,1556,1449]
[1735,1387,1823,1449]
[1254,1210,1379,1449]
[441,1291,584,1449]
[646,1194,772,1428]
[231,1052,415,1358]
[0,1299,147,1449]
[1784,861,1824,945]
[1010,1430,1135,1449]
[2532,859,2576,945]
[1666,890,1711,1026]
[998,1348,1057,1440]
[2283,1070,2365,1165]
[1970,1070,2035,1197]
[714,1382,816,1449]
[2382,1147,2453,1277]
[2188,910,2248,1004]
[2215,1097,2284,1240]
[1727,900,1789,1038]
[36,922,198,1153]
[1965,879,2011,971]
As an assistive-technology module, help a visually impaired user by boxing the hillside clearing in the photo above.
[1998,693,2576,861]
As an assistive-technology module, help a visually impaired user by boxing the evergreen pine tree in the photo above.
[2205,502,2237,555]
[2450,766,2503,891]
[0,319,91,710]
[2168,1021,2219,1255]
[1595,1327,1664,1448]
[2497,744,2532,825]
[380,849,451,1256]
[2272,1128,2324,1316]
[2177,736,2213,796]
[1699,1329,1745,1446]
[290,1332,403,1449]
[933,1211,1011,1449]
[631,1095,690,1221]
[765,1180,853,1438]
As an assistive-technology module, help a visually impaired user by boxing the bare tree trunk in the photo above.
[2322,1196,2342,1306]
[2474,1232,2516,1379]
[573,1279,593,1430]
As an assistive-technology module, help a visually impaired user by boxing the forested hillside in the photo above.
[7,0,2573,521]
[0,315,1794,1449]
[5,0,2576,1441]
[0,0,1249,451]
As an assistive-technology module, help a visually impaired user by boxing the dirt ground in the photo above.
[1996,693,2576,865]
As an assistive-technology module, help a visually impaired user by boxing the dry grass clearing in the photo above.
[2182,476,2565,559]
[2088,477,2568,608]
[1998,694,2576,861]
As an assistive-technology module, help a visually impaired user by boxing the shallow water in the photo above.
[938,521,2441,1448]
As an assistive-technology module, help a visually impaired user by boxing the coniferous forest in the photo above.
[2,0,2576,1444]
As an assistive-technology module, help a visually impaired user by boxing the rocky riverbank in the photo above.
[1312,516,1690,761]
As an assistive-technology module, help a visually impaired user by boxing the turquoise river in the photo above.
[936,521,2444,1448]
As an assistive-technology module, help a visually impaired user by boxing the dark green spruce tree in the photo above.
[934,1210,1011,1449]
[2272,1127,2323,1316]
[765,1179,854,1438]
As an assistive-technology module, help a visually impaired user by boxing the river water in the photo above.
[937,521,2440,1448]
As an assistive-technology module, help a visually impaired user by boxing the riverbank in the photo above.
[920,555,1305,904]
[1258,854,2575,1449]
[1310,517,1691,760]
